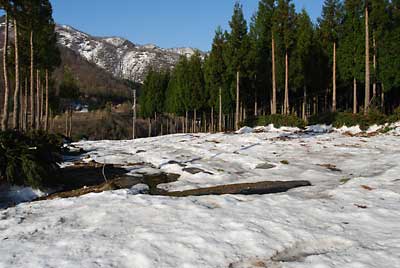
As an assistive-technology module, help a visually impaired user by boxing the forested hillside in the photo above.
[140,0,400,132]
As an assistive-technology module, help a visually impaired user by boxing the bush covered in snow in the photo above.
[243,114,306,128]
[0,131,62,189]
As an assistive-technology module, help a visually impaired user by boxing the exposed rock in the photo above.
[255,163,276,170]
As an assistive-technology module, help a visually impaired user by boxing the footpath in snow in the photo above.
[0,124,399,268]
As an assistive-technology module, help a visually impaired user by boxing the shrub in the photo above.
[388,107,400,123]
[0,131,62,189]
[243,114,306,128]
[309,110,389,130]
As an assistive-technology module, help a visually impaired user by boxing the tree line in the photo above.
[140,0,400,133]
[0,0,60,132]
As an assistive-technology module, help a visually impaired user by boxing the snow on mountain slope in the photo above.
[1,127,400,267]
[56,25,205,83]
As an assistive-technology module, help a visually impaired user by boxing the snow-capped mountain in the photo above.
[56,25,205,83]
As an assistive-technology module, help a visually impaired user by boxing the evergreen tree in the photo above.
[291,9,314,119]
[204,27,227,114]
[225,2,250,129]
[369,0,390,101]
[318,0,342,112]
[249,0,275,115]
[338,0,365,114]
[275,0,296,115]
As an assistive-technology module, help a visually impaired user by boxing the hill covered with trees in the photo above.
[139,0,400,132]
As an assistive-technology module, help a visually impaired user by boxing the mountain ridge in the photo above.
[56,24,205,83]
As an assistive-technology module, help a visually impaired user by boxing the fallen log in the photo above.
[165,180,312,197]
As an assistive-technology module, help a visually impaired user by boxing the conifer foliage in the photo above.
[139,0,400,132]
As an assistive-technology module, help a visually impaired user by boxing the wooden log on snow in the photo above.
[165,180,311,197]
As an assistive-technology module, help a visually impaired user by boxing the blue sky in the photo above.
[51,0,324,51]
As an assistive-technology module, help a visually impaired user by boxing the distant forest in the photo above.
[140,0,400,131]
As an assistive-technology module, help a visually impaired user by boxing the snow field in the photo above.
[0,125,399,267]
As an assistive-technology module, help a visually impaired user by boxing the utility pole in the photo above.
[132,89,136,139]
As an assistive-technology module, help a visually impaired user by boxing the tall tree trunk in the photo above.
[302,87,307,121]
[65,110,68,137]
[12,19,20,130]
[284,51,289,115]
[19,79,23,130]
[332,42,337,112]
[211,106,214,133]
[24,77,28,131]
[219,87,222,132]
[271,33,277,115]
[1,14,9,131]
[44,70,49,131]
[30,31,35,130]
[381,84,385,112]
[40,83,44,125]
[373,35,377,99]
[68,108,72,137]
[36,70,40,130]
[364,4,370,115]
[254,92,258,116]
[185,110,188,133]
[235,71,240,130]
[148,118,151,137]
[353,78,357,114]
[194,109,197,133]
[132,89,136,139]
[313,96,317,115]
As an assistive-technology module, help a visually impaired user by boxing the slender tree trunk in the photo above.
[313,96,317,115]
[24,77,28,131]
[353,78,357,114]
[65,110,68,137]
[44,70,49,131]
[211,106,214,133]
[194,109,197,133]
[381,84,385,112]
[19,80,23,130]
[271,34,277,115]
[254,92,258,116]
[68,108,72,137]
[284,51,289,115]
[36,70,40,130]
[12,19,20,130]
[132,89,136,139]
[185,110,188,133]
[332,42,337,112]
[40,83,44,126]
[235,71,240,130]
[30,31,35,130]
[239,102,243,123]
[148,117,151,137]
[219,87,222,132]
[373,36,377,99]
[1,14,9,131]
[302,87,307,121]
[364,4,370,115]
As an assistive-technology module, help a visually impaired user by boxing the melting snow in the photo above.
[1,126,400,267]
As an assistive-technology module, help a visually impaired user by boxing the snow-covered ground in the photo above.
[1,125,400,268]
